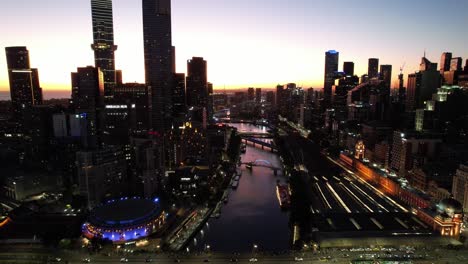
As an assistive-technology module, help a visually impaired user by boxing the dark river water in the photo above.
[188,123,291,253]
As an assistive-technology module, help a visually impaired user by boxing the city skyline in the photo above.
[1,0,467,93]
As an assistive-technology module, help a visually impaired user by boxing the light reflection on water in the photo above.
[189,124,290,253]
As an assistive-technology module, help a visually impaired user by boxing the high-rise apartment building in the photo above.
[91,0,117,95]
[324,50,339,107]
[368,58,379,79]
[5,46,43,122]
[143,0,173,132]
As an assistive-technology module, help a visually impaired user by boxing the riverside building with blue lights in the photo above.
[82,197,166,243]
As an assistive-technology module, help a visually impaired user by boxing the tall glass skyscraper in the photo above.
[143,0,174,133]
[91,0,117,95]
[323,50,339,107]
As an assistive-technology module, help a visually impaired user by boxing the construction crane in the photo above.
[400,62,406,75]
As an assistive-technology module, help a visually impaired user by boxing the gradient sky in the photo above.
[1,0,467,94]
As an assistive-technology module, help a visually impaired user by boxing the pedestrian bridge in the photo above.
[242,159,281,175]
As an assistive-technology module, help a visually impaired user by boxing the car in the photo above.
[230,258,238,262]
[294,256,304,261]
[173,259,181,263]
[249,258,258,262]
[120,258,128,263]
[82,258,91,263]
[145,257,153,262]
[203,259,210,262]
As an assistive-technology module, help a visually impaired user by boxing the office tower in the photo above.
[186,57,208,109]
[71,67,104,110]
[324,50,339,106]
[465,59,468,72]
[255,88,262,103]
[343,62,354,76]
[71,66,104,148]
[380,64,392,88]
[172,73,186,122]
[91,0,117,95]
[113,83,150,133]
[102,102,136,146]
[332,83,352,121]
[450,57,463,71]
[5,46,43,122]
[77,146,127,208]
[440,52,452,73]
[406,57,440,112]
[143,0,173,133]
[368,58,379,78]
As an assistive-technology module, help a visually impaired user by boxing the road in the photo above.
[1,246,468,263]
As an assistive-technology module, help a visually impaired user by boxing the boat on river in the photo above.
[231,180,239,189]
[276,183,291,210]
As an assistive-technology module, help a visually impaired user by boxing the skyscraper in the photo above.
[450,57,463,71]
[324,50,339,107]
[91,0,117,95]
[406,57,440,112]
[5,46,43,122]
[343,62,354,76]
[380,64,392,88]
[440,52,452,73]
[186,57,208,109]
[368,58,379,79]
[71,66,104,148]
[172,73,186,122]
[143,0,173,133]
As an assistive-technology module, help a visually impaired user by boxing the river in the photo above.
[188,123,291,253]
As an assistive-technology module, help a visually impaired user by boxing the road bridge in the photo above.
[238,131,273,138]
[242,137,277,152]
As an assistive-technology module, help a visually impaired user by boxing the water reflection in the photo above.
[189,124,290,253]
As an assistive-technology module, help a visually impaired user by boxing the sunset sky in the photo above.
[1,0,467,95]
